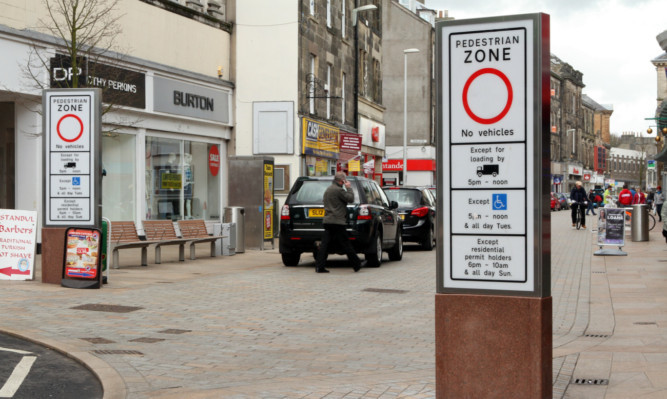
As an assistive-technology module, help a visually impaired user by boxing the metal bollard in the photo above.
[630,204,649,242]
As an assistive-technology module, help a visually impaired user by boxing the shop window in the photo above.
[102,132,136,221]
[145,137,220,221]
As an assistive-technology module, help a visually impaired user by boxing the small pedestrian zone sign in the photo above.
[437,14,549,296]
[43,89,101,227]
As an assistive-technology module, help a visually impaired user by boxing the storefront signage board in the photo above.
[154,76,230,124]
[596,208,625,246]
[437,14,550,297]
[0,209,37,280]
[302,117,340,159]
[50,54,146,109]
[43,89,102,227]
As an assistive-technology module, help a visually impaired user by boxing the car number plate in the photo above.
[308,208,325,217]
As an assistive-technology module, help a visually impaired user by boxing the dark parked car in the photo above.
[427,186,436,201]
[382,186,437,250]
[279,176,403,267]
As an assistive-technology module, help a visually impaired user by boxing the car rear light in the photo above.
[411,207,429,217]
[357,205,371,220]
[281,204,290,220]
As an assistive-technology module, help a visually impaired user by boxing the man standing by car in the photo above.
[315,172,363,273]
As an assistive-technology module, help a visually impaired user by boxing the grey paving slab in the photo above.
[1,210,665,398]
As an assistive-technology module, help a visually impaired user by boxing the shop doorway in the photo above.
[0,102,15,209]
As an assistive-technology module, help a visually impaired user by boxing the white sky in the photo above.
[424,0,667,136]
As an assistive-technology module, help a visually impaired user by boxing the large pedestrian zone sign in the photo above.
[43,89,102,227]
[436,14,550,296]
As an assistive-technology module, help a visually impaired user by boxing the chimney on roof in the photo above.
[658,30,667,51]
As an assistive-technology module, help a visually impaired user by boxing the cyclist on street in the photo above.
[570,181,588,228]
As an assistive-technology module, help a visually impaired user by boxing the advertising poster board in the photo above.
[62,227,102,288]
[597,208,625,246]
[263,162,274,240]
[0,209,38,280]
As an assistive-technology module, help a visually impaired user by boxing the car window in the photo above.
[422,189,434,206]
[289,180,360,204]
[370,181,389,207]
[384,189,421,207]
[360,181,375,204]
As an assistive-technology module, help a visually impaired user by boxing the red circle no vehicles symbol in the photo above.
[462,68,513,125]
[56,114,84,143]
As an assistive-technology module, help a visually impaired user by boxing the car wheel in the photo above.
[421,224,435,251]
[365,232,382,267]
[388,230,403,261]
[281,253,300,266]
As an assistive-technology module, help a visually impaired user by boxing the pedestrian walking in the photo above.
[632,188,646,205]
[315,172,364,273]
[586,189,597,215]
[618,184,633,207]
[656,186,664,222]
[603,185,612,207]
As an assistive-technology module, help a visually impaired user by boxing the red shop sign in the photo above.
[209,145,220,176]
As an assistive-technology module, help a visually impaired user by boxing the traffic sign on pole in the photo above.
[437,14,550,297]
[43,89,102,227]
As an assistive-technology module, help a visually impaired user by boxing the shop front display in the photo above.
[302,117,339,176]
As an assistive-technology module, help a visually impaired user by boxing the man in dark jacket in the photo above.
[315,172,364,273]
[570,181,588,228]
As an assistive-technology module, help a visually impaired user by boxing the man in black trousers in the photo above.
[315,172,365,273]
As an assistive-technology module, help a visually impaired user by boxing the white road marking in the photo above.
[0,347,32,355]
[0,356,37,398]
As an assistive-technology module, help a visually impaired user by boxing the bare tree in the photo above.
[26,0,123,90]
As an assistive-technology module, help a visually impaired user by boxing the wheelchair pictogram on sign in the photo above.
[492,194,507,210]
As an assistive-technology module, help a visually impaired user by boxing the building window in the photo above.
[326,0,331,27]
[309,0,315,15]
[309,54,316,115]
[341,0,346,38]
[341,72,346,123]
[326,63,331,119]
[274,165,290,194]
[145,137,221,221]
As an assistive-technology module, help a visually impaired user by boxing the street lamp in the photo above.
[403,48,419,187]
[352,4,377,129]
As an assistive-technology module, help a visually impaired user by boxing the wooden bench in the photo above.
[109,221,158,268]
[177,219,225,260]
[142,220,190,264]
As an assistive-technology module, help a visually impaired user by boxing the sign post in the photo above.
[43,88,102,287]
[436,14,551,398]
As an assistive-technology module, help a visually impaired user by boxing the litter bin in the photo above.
[224,207,245,253]
[631,204,649,242]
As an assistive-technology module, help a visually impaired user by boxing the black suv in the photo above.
[279,176,403,267]
[383,186,437,250]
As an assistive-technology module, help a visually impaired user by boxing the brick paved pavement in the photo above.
[1,210,665,398]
